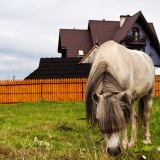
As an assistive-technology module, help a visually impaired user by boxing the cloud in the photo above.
[0,49,39,79]
[0,0,160,79]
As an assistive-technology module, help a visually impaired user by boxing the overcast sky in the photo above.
[0,0,160,80]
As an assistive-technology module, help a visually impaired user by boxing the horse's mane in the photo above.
[86,61,108,125]
[86,60,131,133]
[98,94,131,134]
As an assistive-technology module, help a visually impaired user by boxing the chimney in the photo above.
[120,15,130,27]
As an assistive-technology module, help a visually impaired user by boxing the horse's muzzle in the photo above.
[107,146,121,156]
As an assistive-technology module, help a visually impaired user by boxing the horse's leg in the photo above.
[122,128,128,150]
[129,103,137,148]
[142,95,153,144]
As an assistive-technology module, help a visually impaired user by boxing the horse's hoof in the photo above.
[128,142,136,148]
[142,140,152,144]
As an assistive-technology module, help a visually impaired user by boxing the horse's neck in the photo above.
[102,72,123,94]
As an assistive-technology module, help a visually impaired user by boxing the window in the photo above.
[132,27,139,42]
[78,50,84,57]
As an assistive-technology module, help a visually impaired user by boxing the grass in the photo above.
[0,98,160,159]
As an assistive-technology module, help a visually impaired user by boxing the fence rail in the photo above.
[0,76,160,104]
[0,78,87,104]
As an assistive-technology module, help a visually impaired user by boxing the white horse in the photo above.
[86,40,155,156]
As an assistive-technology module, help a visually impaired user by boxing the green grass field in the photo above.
[0,98,160,160]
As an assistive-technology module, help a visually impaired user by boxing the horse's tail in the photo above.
[138,98,145,125]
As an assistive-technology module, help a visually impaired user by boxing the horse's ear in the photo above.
[116,90,131,105]
[92,92,101,104]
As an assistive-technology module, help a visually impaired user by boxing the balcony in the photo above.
[125,35,146,45]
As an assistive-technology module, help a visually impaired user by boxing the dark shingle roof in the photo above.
[58,29,93,57]
[25,58,91,79]
[88,20,119,45]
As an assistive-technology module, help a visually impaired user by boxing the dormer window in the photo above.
[78,50,84,57]
[132,27,139,42]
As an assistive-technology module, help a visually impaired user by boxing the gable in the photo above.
[126,22,160,65]
[79,45,99,63]
[114,11,160,51]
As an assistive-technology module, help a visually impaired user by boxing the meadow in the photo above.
[0,98,160,160]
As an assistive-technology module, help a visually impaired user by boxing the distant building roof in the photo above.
[25,58,91,79]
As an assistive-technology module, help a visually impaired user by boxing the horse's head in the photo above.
[92,91,131,156]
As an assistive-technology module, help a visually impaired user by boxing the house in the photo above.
[58,11,160,65]
[25,11,160,79]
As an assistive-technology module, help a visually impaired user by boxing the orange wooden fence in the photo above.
[0,76,160,104]
[0,78,87,104]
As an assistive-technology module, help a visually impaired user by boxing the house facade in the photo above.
[25,11,160,79]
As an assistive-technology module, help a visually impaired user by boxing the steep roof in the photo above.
[88,20,119,45]
[58,29,93,57]
[113,11,159,44]
[25,58,91,79]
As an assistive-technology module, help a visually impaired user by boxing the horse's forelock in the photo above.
[98,96,131,134]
